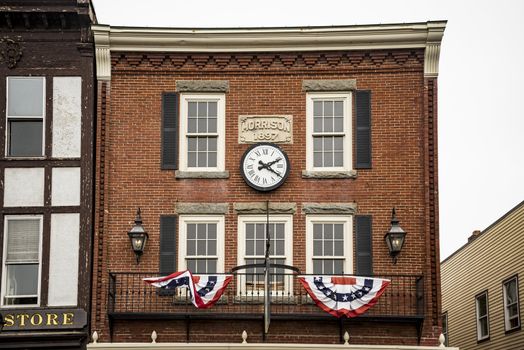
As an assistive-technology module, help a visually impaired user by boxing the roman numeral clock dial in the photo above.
[240,143,290,192]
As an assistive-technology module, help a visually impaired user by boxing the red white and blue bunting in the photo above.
[299,276,390,318]
[144,270,232,309]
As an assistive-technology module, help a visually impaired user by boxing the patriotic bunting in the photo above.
[299,276,390,318]
[144,270,232,309]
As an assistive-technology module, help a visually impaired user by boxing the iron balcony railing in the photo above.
[108,271,424,320]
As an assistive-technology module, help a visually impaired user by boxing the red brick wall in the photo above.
[92,50,441,345]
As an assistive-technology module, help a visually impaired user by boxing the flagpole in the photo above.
[264,200,271,335]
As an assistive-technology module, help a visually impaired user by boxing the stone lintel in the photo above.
[175,203,229,215]
[301,170,357,179]
[175,80,229,92]
[234,202,296,215]
[302,79,357,92]
[302,203,358,215]
[175,171,229,179]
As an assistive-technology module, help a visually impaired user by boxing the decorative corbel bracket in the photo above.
[93,25,111,81]
[424,22,446,78]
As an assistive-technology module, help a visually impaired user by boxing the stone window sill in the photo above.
[175,170,229,179]
[301,170,357,179]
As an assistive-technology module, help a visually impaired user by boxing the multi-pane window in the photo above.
[2,216,42,306]
[6,77,45,157]
[312,223,345,274]
[237,216,292,295]
[442,312,449,346]
[186,223,217,273]
[306,216,353,274]
[178,216,224,274]
[307,93,351,171]
[180,94,225,171]
[503,276,520,331]
[244,223,286,292]
[476,291,490,341]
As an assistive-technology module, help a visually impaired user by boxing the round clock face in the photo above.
[240,143,290,192]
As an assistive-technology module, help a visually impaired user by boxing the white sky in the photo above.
[92,0,524,260]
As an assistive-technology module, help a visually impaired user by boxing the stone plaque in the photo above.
[239,115,293,144]
[0,308,87,331]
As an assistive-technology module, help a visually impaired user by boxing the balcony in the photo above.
[108,271,424,323]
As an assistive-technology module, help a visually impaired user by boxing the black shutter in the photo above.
[355,215,373,275]
[355,90,371,169]
[161,92,178,169]
[159,216,177,275]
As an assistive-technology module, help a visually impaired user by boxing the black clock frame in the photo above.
[240,142,291,192]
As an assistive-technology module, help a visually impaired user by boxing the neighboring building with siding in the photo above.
[0,1,96,348]
[442,200,524,349]
[89,21,447,348]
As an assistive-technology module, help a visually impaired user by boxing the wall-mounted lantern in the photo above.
[384,208,406,264]
[128,208,148,264]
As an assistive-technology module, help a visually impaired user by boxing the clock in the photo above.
[240,143,290,192]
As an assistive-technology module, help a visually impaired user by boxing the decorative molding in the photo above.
[0,38,22,69]
[175,170,229,179]
[112,51,424,72]
[301,170,357,179]
[92,21,446,79]
[302,203,358,215]
[93,25,111,80]
[234,202,296,215]
[175,203,229,215]
[176,80,229,92]
[92,21,446,53]
[302,79,357,92]
[424,22,445,77]
[424,44,441,78]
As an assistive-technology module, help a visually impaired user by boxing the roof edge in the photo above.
[441,200,524,265]
[92,21,446,81]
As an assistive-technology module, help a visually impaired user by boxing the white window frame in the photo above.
[179,93,226,172]
[306,92,352,172]
[177,215,225,273]
[475,291,490,341]
[503,275,520,332]
[5,77,46,158]
[1,215,43,308]
[237,215,293,295]
[306,215,353,274]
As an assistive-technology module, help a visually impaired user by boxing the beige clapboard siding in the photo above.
[442,202,524,350]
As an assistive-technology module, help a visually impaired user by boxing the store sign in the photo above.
[239,115,293,144]
[0,308,87,331]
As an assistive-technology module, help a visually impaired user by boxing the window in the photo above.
[6,77,45,157]
[503,275,520,332]
[178,215,224,274]
[1,216,42,306]
[237,215,293,295]
[442,312,449,346]
[306,93,352,172]
[306,216,353,274]
[475,291,490,341]
[179,94,225,172]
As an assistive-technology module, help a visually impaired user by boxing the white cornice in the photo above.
[92,21,446,80]
[93,25,111,81]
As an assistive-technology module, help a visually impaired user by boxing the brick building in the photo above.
[0,0,96,348]
[89,21,446,347]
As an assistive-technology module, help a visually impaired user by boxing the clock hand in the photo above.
[265,164,283,178]
[258,160,283,178]
[266,157,282,167]
[258,160,268,170]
